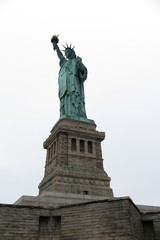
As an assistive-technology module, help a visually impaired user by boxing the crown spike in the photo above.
[62,44,66,49]
[66,42,69,48]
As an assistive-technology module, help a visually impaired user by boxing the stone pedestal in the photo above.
[38,118,113,197]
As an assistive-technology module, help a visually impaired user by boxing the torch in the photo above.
[51,34,59,50]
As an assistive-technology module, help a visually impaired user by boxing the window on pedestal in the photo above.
[80,140,85,152]
[83,191,88,195]
[54,141,56,155]
[88,141,93,153]
[48,148,50,160]
[71,138,76,151]
[50,145,53,158]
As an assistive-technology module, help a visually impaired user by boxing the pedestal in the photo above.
[38,118,113,197]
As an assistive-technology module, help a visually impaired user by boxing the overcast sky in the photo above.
[0,0,160,206]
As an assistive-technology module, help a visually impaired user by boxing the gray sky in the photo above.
[0,0,160,206]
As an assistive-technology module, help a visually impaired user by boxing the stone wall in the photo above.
[0,197,145,240]
[54,197,143,240]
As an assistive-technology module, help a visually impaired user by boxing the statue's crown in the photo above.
[62,43,75,51]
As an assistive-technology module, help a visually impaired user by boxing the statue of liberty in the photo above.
[51,35,88,121]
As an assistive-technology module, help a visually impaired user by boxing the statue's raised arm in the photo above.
[51,35,92,123]
[51,35,64,61]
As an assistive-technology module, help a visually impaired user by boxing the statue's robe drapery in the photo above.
[58,57,87,120]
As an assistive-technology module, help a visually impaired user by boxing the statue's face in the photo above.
[65,48,75,59]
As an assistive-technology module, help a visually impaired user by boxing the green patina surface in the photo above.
[51,36,93,123]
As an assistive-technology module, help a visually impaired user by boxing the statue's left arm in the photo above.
[76,57,87,82]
